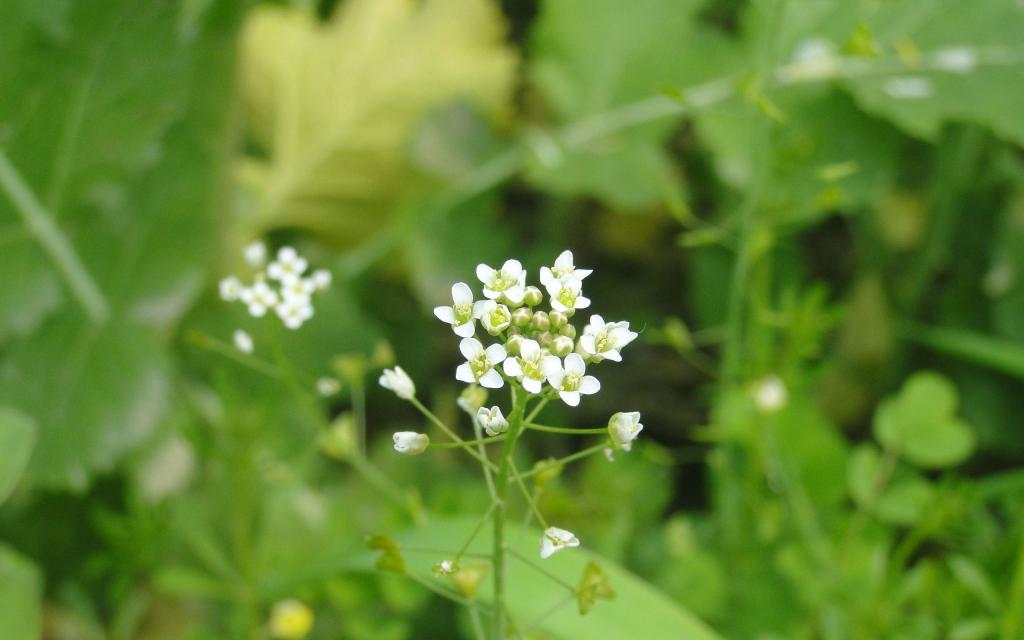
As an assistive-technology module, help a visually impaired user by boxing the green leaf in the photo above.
[528,0,740,209]
[380,517,721,640]
[874,476,934,527]
[238,0,517,244]
[947,555,1003,614]
[0,407,35,504]
[873,371,975,469]
[0,544,42,640]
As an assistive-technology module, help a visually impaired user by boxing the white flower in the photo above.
[233,329,254,354]
[239,280,278,317]
[243,241,266,267]
[311,269,332,291]
[579,315,638,362]
[267,246,308,284]
[219,276,243,301]
[542,353,600,407]
[393,431,429,455]
[933,46,976,74]
[280,276,316,303]
[476,406,508,436]
[608,412,643,452]
[502,338,547,394]
[435,559,457,575]
[276,297,313,329]
[455,338,507,389]
[477,300,511,335]
[316,377,340,397]
[540,250,592,289]
[545,277,590,313]
[379,366,416,400]
[476,259,527,304]
[753,375,787,413]
[433,282,481,338]
[540,526,579,559]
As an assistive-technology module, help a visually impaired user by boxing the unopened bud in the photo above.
[506,334,524,356]
[548,311,567,329]
[551,336,574,357]
[512,307,532,327]
[533,311,550,332]
[559,324,576,339]
[523,286,543,307]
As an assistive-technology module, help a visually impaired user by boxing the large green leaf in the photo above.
[0,407,35,504]
[373,517,722,640]
[528,0,740,209]
[0,544,42,640]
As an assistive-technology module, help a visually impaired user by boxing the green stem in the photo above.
[454,502,499,563]
[409,397,499,471]
[187,330,285,380]
[432,435,507,448]
[492,385,527,639]
[525,423,606,435]
[524,398,550,423]
[507,548,576,594]
[510,442,609,482]
[1001,529,1024,639]
[509,459,548,529]
[0,148,109,322]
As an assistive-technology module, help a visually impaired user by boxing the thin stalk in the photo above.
[1001,529,1024,639]
[492,385,527,639]
[454,502,499,563]
[187,330,285,380]
[0,148,108,322]
[525,423,606,435]
[508,459,548,529]
[509,442,609,483]
[406,572,477,608]
[410,397,499,471]
[469,606,487,640]
[507,548,576,594]
[524,398,550,423]
[433,435,507,448]
[471,413,498,502]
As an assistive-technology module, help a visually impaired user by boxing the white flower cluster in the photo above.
[219,242,332,330]
[433,250,638,407]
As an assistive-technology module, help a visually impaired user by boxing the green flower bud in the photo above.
[506,334,524,356]
[318,413,358,461]
[548,310,568,329]
[457,384,488,415]
[523,286,543,307]
[551,335,574,357]
[559,324,577,339]
[537,332,553,348]
[512,307,532,327]
[533,311,550,332]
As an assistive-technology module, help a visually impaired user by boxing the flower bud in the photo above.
[318,413,357,461]
[537,332,553,348]
[540,526,580,559]
[506,334,524,356]
[476,406,509,436]
[533,311,550,331]
[551,336,574,357]
[512,307,532,327]
[608,412,643,451]
[532,457,562,486]
[548,311,568,329]
[523,286,543,307]
[269,599,313,640]
[456,384,488,415]
[559,324,577,339]
[379,366,415,399]
[392,431,429,455]
[449,561,489,599]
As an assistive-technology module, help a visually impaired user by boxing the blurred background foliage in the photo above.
[1,0,1023,638]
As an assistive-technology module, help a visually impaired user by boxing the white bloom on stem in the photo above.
[433,282,481,338]
[233,329,254,354]
[579,315,638,362]
[502,338,547,394]
[243,241,266,267]
[542,353,600,407]
[753,375,787,413]
[477,300,511,335]
[393,431,429,455]
[379,366,416,400]
[540,526,580,559]
[540,250,592,289]
[545,277,590,314]
[280,276,316,303]
[267,246,308,284]
[476,259,527,304]
[311,269,332,292]
[316,377,341,397]
[276,297,313,329]
[608,411,643,452]
[476,406,508,436]
[240,280,278,317]
[455,338,507,389]
[219,276,243,301]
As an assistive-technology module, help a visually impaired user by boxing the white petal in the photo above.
[454,321,476,338]
[576,296,591,309]
[482,287,501,300]
[540,536,557,559]
[550,298,568,313]
[520,339,540,360]
[455,363,475,383]
[541,355,562,378]
[564,353,586,375]
[476,264,496,283]
[554,250,572,268]
[579,335,596,355]
[603,350,622,362]
[575,268,593,280]
[460,338,484,360]
[484,344,507,365]
[589,315,606,330]
[539,267,554,287]
[472,300,489,318]
[501,259,522,275]
[503,359,523,376]
[434,306,455,323]
[452,282,473,305]
[579,376,601,395]
[523,377,542,394]
[478,369,504,389]
[503,285,525,304]
[560,391,580,406]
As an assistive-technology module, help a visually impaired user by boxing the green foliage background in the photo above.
[1,0,1024,638]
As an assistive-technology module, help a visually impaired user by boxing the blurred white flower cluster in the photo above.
[219,242,332,330]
